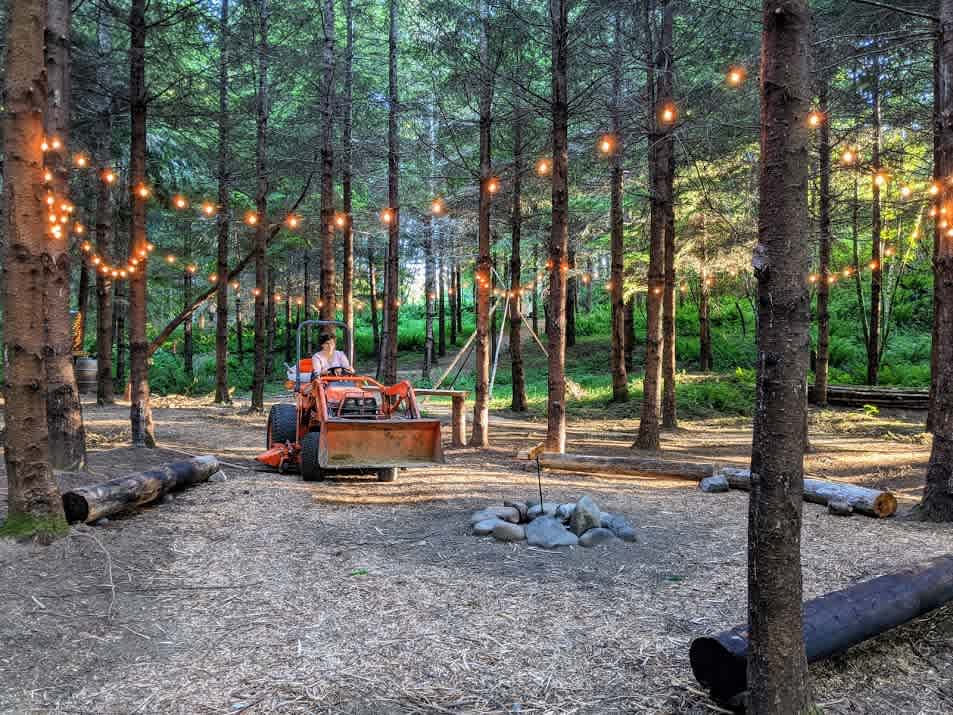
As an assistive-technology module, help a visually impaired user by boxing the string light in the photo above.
[380,207,395,225]
[136,184,151,199]
[598,135,616,156]
[244,211,259,226]
[873,172,887,187]
[50,137,62,151]
[44,170,53,182]
[202,202,217,217]
[726,66,746,86]
[209,273,218,282]
[231,281,240,290]
[103,169,116,184]
[41,139,50,152]
[486,177,501,195]
[807,110,825,127]
[841,148,855,165]
[334,212,347,228]
[659,102,677,125]
[73,154,88,168]
[286,214,300,229]
[173,195,188,209]
[166,255,176,264]
[430,198,445,216]
[536,158,552,175]
[930,183,941,196]
[900,186,911,199]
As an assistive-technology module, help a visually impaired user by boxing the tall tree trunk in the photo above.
[471,0,493,447]
[381,0,400,384]
[3,0,67,526]
[214,0,231,404]
[660,5,677,430]
[423,105,438,379]
[747,0,812,709]
[128,0,156,447]
[368,241,379,359]
[77,261,90,349]
[610,17,628,406]
[95,8,115,405]
[45,0,87,469]
[916,0,953,521]
[584,257,592,312]
[183,224,194,377]
[455,263,463,333]
[319,0,336,321]
[635,0,666,450]
[625,296,636,370]
[266,264,276,373]
[285,269,293,362]
[510,97,527,412]
[449,259,458,345]
[342,0,355,358]
[251,0,269,412]
[699,220,713,372]
[115,281,126,390]
[546,0,569,452]
[236,292,244,361]
[530,248,539,338]
[868,54,882,386]
[815,77,832,406]
[438,255,447,356]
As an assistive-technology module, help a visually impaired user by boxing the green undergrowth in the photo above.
[0,512,70,541]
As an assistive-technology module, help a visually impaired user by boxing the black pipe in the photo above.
[690,555,953,703]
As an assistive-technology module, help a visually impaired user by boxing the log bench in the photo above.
[415,389,468,447]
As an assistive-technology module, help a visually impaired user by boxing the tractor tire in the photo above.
[377,467,398,483]
[301,431,325,482]
[267,403,298,448]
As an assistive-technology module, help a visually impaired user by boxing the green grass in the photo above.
[0,512,69,541]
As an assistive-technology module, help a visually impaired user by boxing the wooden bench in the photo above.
[414,389,468,447]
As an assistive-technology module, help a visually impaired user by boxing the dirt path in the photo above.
[0,399,950,713]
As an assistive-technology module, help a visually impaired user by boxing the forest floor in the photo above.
[0,390,951,714]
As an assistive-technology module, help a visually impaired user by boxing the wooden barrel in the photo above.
[75,357,97,395]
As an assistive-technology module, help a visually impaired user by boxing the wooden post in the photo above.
[451,393,466,447]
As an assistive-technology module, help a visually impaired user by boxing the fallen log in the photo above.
[534,453,714,480]
[62,455,220,524]
[717,467,897,518]
[690,554,953,704]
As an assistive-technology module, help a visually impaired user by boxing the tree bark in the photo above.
[266,264,275,373]
[659,0,677,430]
[455,263,463,333]
[214,0,231,404]
[285,268,293,362]
[368,240,379,359]
[95,9,115,405]
[251,0,269,412]
[510,96,527,412]
[624,296,635,370]
[3,0,67,525]
[868,53,882,386]
[747,0,812,710]
[471,0,493,447]
[183,224,194,377]
[342,0,355,358]
[319,0,336,322]
[45,0,87,469]
[566,248,576,348]
[915,0,953,521]
[381,0,400,384]
[235,292,244,361]
[128,0,156,447]
[546,0,569,453]
[449,259,458,345]
[699,273,712,372]
[815,78,832,406]
[635,0,667,450]
[423,105,438,379]
[438,255,447,356]
[76,260,90,350]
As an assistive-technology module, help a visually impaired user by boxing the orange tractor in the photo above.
[256,320,445,482]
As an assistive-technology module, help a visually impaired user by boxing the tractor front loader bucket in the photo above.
[319,419,445,469]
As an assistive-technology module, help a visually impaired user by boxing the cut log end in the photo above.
[874,492,898,518]
[62,492,90,524]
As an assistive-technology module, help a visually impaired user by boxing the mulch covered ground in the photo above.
[0,396,950,714]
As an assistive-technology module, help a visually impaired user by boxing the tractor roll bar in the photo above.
[295,320,353,392]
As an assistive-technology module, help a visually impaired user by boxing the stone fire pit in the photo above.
[470,495,636,548]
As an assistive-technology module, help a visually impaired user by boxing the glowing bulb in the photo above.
[884,246,895,257]
[869,260,879,270]
[120,270,127,278]
[287,215,300,228]
[809,273,818,284]
[841,149,854,165]
[430,199,445,216]
[50,137,62,150]
[103,170,116,184]
[900,186,911,198]
[334,213,346,228]
[253,288,261,297]
[146,243,155,252]
[81,241,92,252]
[873,173,887,187]
[245,211,258,225]
[51,225,63,239]
[75,223,84,234]
[296,297,304,306]
[187,265,197,273]
[726,66,746,86]
[807,111,824,127]
[931,207,938,217]
[231,281,239,290]
[486,177,501,195]
[174,195,188,209]
[660,103,677,124]
[41,140,50,152]
[74,154,88,168]
[44,170,53,182]
[536,158,552,176]
[92,256,102,265]
[166,255,176,263]
[46,195,55,206]
[209,273,218,282]
[598,135,615,156]
[137,184,150,199]
[931,183,941,196]
[202,202,216,216]
[380,208,394,225]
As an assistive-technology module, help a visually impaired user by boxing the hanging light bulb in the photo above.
[380,207,395,225]
[841,148,855,165]
[486,177,501,195]
[103,169,116,184]
[287,214,301,229]
[430,198,445,216]
[659,102,677,125]
[244,211,259,226]
[536,158,552,175]
[334,212,347,228]
[202,202,217,217]
[900,186,911,199]
[726,66,746,86]
[137,183,151,199]
[807,110,825,128]
[173,195,188,209]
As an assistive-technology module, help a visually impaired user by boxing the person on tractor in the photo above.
[312,332,352,376]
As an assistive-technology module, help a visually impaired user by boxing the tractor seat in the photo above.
[337,395,381,418]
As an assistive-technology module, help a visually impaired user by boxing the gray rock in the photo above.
[699,475,730,493]
[503,500,528,522]
[579,527,620,547]
[209,471,228,483]
[93,517,110,526]
[492,521,526,542]
[600,512,637,542]
[555,503,576,522]
[160,493,175,505]
[473,518,505,536]
[570,495,602,536]
[828,500,854,516]
[525,516,578,548]
[471,506,520,524]
[527,502,559,520]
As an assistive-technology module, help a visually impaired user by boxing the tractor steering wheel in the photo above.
[325,366,354,377]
